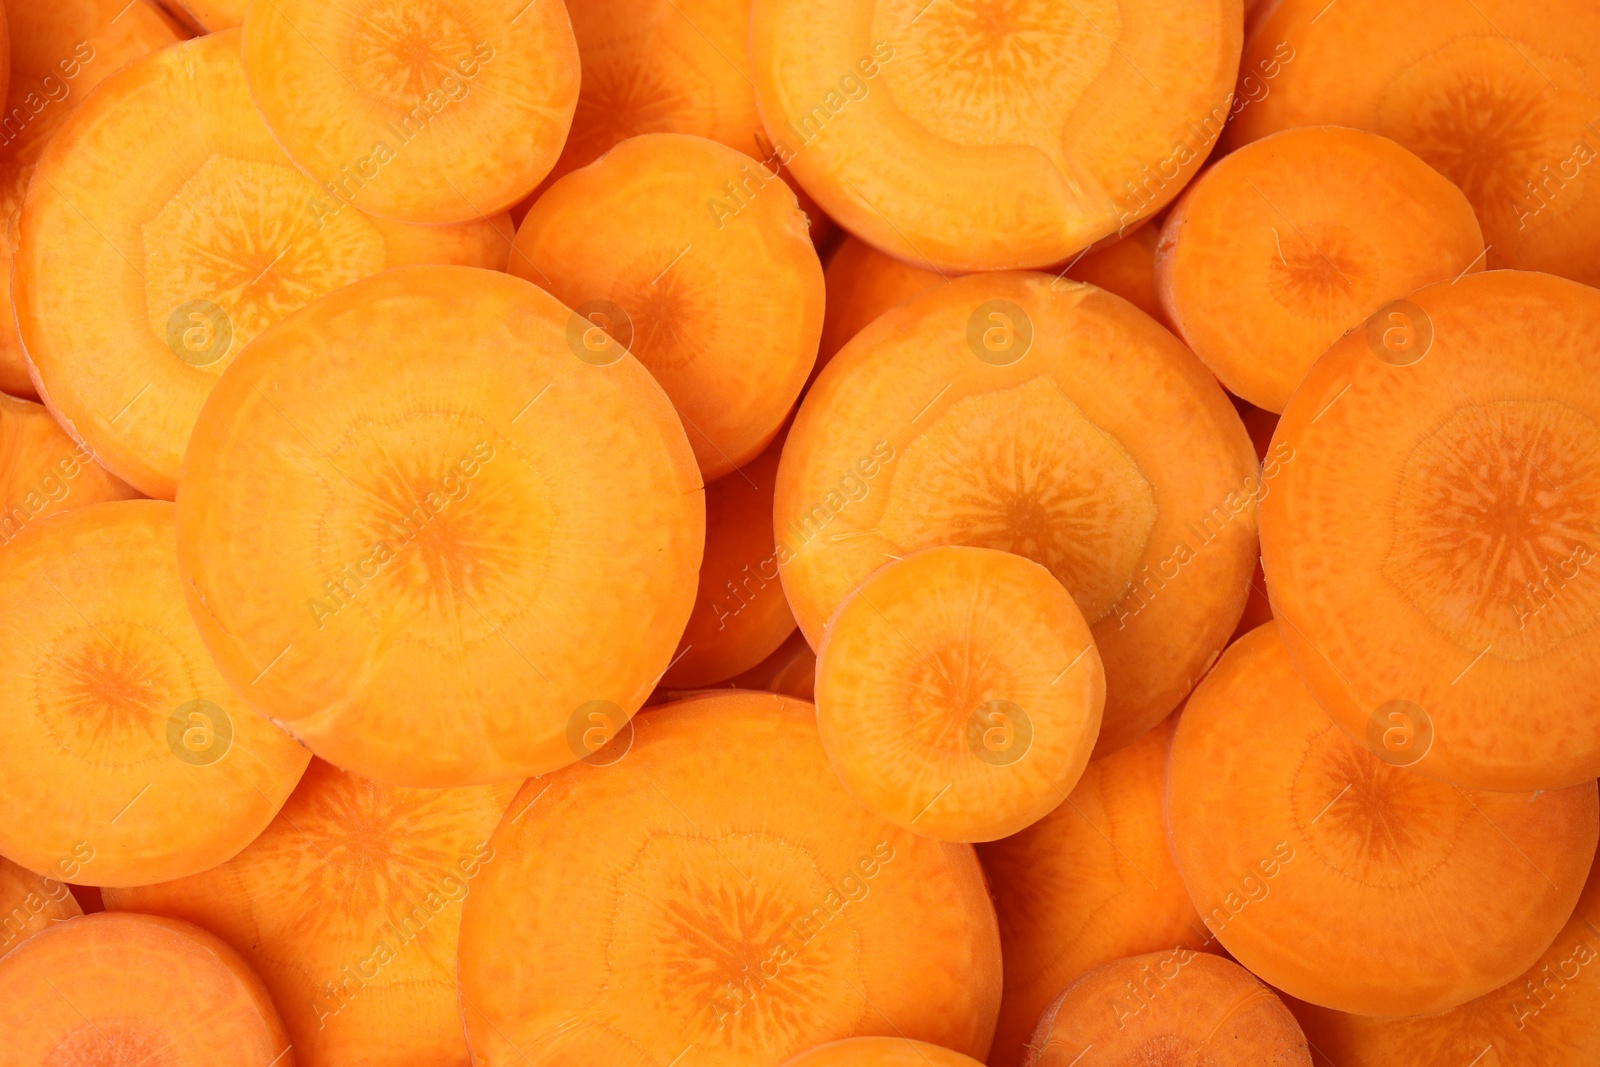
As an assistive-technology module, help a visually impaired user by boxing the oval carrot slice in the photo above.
[1026,951,1312,1066]
[177,265,703,788]
[662,448,797,689]
[242,0,579,224]
[748,0,1241,271]
[0,857,81,959]
[782,1037,983,1066]
[776,271,1258,756]
[1,394,139,546]
[815,545,1104,842]
[1290,849,1600,1066]
[1168,623,1598,1016]
[458,691,1002,1066]
[817,235,946,380]
[0,911,292,1065]
[512,133,824,480]
[978,715,1212,1067]
[1157,126,1484,412]
[1062,225,1169,328]
[1261,270,1600,790]
[1228,0,1600,287]
[105,759,517,1067]
[0,0,178,399]
[0,500,311,886]
[728,628,817,700]
[13,30,512,500]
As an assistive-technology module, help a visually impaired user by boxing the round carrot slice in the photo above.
[662,448,797,689]
[165,0,244,31]
[14,31,512,500]
[748,0,1241,271]
[1026,951,1312,1066]
[177,265,703,788]
[0,912,292,1065]
[1290,849,1600,1066]
[817,235,946,377]
[782,1037,983,1067]
[978,715,1212,1067]
[106,759,516,1067]
[776,271,1258,756]
[241,0,579,224]
[512,133,824,480]
[1,394,139,546]
[1168,623,1599,1016]
[1261,270,1600,790]
[1062,224,1168,328]
[1157,126,1485,412]
[458,691,1002,1066]
[0,857,81,960]
[1228,0,1600,288]
[0,0,178,399]
[0,500,311,887]
[815,546,1104,842]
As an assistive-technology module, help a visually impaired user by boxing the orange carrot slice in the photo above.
[782,1037,983,1067]
[165,0,245,31]
[0,857,81,959]
[817,235,946,378]
[1168,623,1598,1016]
[1062,224,1169,328]
[1,394,139,546]
[177,265,703,787]
[242,0,580,224]
[458,691,1002,1066]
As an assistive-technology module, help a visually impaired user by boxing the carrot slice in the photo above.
[0,500,310,886]
[978,715,1212,1067]
[748,0,1242,271]
[13,31,512,499]
[1,394,139,545]
[776,271,1258,756]
[662,448,797,689]
[817,235,946,381]
[1026,951,1312,1066]
[1168,623,1598,1016]
[105,759,516,1067]
[1227,0,1600,287]
[177,265,703,787]
[815,546,1104,842]
[729,628,818,700]
[241,0,579,224]
[1062,224,1169,328]
[0,0,178,399]
[0,857,81,959]
[165,0,245,31]
[782,1037,983,1067]
[1157,126,1484,412]
[0,911,292,1065]
[512,133,824,479]
[1261,270,1600,790]
[458,691,1002,1066]
[1290,849,1600,1066]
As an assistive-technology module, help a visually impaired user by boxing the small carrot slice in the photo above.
[0,911,292,1065]
[729,628,817,701]
[1,394,139,547]
[1062,225,1168,327]
[0,857,81,959]
[816,546,1104,842]
[242,0,580,224]
[165,0,245,31]
[782,1037,983,1067]
[817,235,946,381]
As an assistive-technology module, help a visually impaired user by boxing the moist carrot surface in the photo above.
[0,856,81,960]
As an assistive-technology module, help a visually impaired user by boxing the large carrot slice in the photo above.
[0,911,292,1064]
[0,500,311,886]
[782,1037,983,1066]
[748,0,1241,271]
[241,0,580,224]
[1,394,139,546]
[0,0,178,399]
[1261,270,1600,790]
[458,691,1002,1066]
[776,271,1258,756]
[1227,0,1600,287]
[1025,951,1312,1066]
[105,759,517,1067]
[14,31,511,500]
[0,857,80,959]
[177,265,703,787]
[978,715,1212,1067]
[1168,623,1598,1016]
[815,546,1104,842]
[512,133,824,480]
[1157,126,1484,412]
